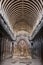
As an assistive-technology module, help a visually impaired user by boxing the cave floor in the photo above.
[1,57,42,65]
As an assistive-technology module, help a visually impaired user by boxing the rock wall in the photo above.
[32,27,43,59]
[0,25,12,62]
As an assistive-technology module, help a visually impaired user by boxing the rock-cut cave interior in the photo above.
[0,0,43,65]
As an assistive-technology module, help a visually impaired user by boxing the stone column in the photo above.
[12,42,14,56]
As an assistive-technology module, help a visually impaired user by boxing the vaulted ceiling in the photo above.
[0,0,43,36]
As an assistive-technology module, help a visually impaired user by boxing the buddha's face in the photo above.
[19,40,27,49]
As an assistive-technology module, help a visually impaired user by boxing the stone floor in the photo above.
[1,58,42,65]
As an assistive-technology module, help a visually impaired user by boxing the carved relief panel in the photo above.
[13,39,31,59]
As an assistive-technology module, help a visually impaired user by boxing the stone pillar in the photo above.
[12,42,14,56]
[0,41,1,62]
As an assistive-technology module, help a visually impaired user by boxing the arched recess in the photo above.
[13,37,32,59]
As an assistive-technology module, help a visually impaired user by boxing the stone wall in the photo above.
[0,25,12,62]
[32,27,43,59]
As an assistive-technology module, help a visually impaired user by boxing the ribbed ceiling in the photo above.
[1,0,43,35]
